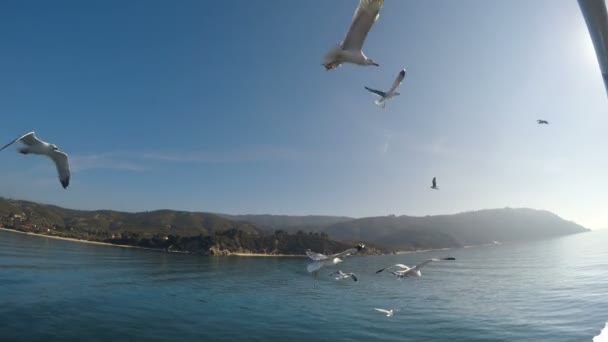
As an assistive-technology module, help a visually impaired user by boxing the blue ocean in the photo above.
[1,229,607,341]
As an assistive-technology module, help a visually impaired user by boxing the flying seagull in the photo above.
[364,69,407,108]
[430,177,439,190]
[322,0,384,70]
[376,257,456,278]
[0,132,70,189]
[374,308,395,317]
[329,270,359,282]
[537,120,549,125]
[306,244,365,274]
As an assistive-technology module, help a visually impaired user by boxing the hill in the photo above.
[218,214,353,233]
[322,208,589,250]
[0,198,378,256]
[0,198,589,253]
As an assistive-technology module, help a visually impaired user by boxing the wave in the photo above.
[594,322,608,342]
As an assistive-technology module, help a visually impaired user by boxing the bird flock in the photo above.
[0,0,553,191]
[305,243,456,317]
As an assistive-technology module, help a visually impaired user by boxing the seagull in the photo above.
[375,257,456,278]
[330,270,358,282]
[430,177,439,190]
[322,0,384,70]
[537,120,549,124]
[0,132,70,189]
[364,69,407,108]
[306,244,365,274]
[374,308,395,317]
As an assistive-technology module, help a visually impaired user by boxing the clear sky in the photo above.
[0,0,606,229]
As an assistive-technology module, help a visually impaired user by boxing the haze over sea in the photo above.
[0,229,606,341]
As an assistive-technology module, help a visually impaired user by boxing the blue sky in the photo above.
[0,0,606,229]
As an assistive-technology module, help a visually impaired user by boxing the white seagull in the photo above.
[364,69,407,108]
[430,177,439,190]
[374,308,395,317]
[376,257,455,278]
[0,132,71,189]
[322,0,384,70]
[329,270,359,282]
[306,244,365,274]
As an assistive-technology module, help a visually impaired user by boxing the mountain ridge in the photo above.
[0,197,588,253]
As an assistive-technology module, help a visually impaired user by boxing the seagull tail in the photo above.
[374,100,386,108]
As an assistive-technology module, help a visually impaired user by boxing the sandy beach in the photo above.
[0,227,158,251]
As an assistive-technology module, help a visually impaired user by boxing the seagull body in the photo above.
[365,69,406,108]
[306,244,365,273]
[374,308,394,317]
[0,132,70,189]
[330,270,358,282]
[322,0,384,70]
[376,257,455,278]
[537,120,549,124]
[430,177,439,190]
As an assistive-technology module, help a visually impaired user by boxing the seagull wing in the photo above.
[305,250,328,261]
[349,273,358,281]
[342,0,384,51]
[330,246,361,260]
[374,308,390,314]
[412,259,441,271]
[364,86,386,97]
[413,257,455,270]
[49,150,71,189]
[306,261,323,273]
[376,264,409,274]
[0,132,39,152]
[387,69,407,94]
[432,177,437,187]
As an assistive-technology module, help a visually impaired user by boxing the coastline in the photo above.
[395,247,452,254]
[230,252,305,258]
[0,227,159,252]
[0,227,307,257]
[0,227,490,257]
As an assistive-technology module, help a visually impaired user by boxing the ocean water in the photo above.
[1,230,607,342]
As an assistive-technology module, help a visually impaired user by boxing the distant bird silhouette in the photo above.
[537,120,549,124]
[430,177,439,190]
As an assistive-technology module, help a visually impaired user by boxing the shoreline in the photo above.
[395,247,452,254]
[0,228,310,257]
[0,227,490,257]
[0,227,160,252]
[230,252,305,258]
